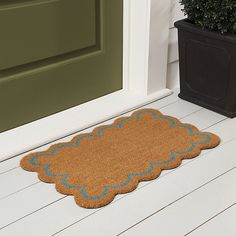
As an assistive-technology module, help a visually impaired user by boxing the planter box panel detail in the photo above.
[175,20,236,118]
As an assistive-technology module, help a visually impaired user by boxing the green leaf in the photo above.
[179,0,236,34]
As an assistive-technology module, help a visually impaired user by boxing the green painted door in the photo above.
[0,0,123,132]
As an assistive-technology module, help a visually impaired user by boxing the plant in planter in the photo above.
[175,0,236,117]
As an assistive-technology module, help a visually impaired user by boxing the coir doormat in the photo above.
[20,109,220,208]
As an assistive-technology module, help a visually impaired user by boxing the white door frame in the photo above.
[0,0,172,161]
[123,0,171,96]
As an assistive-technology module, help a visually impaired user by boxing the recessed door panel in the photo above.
[0,0,97,70]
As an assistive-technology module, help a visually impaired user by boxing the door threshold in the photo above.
[0,88,172,162]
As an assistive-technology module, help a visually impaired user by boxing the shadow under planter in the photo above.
[175,19,236,118]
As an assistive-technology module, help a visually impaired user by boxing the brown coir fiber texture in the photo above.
[20,109,220,208]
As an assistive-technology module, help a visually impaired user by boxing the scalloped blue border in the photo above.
[28,110,211,200]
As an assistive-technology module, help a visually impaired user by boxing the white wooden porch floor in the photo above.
[1,89,236,236]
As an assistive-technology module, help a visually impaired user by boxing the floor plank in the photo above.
[121,168,236,236]
[0,168,38,199]
[188,203,236,236]
[207,116,236,143]
[181,109,226,131]
[0,183,64,229]
[157,99,202,119]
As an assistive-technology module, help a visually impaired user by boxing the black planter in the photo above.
[174,19,236,118]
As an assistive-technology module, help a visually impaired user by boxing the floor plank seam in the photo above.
[0,166,19,176]
[0,196,67,231]
[202,117,228,131]
[185,202,236,235]
[178,107,203,120]
[0,182,40,201]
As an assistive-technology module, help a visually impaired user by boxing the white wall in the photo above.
[166,0,185,89]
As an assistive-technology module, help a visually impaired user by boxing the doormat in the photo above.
[20,109,220,209]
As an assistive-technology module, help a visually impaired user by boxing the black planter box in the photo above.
[175,20,236,118]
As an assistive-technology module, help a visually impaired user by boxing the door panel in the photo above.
[0,0,97,70]
[0,0,123,132]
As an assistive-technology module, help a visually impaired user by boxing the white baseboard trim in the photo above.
[0,89,172,162]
